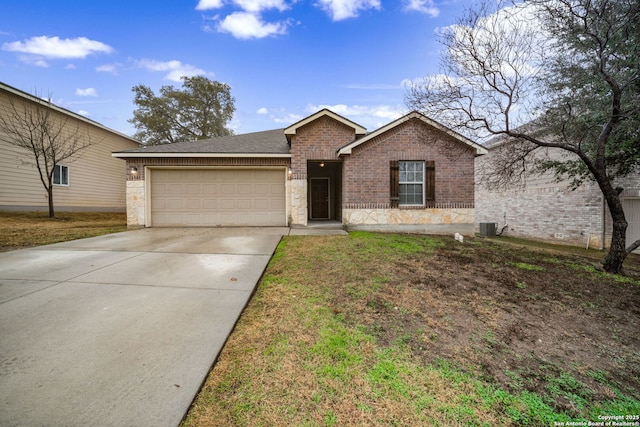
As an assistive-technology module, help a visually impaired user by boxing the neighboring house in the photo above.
[113,109,487,232]
[475,143,640,253]
[0,82,140,212]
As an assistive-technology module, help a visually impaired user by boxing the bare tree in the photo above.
[407,0,640,274]
[0,90,94,218]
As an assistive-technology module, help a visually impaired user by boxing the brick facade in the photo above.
[342,118,476,209]
[289,116,355,178]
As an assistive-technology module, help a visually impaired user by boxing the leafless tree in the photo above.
[0,90,94,217]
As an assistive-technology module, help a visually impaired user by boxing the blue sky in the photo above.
[1,0,470,137]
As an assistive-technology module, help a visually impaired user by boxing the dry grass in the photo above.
[183,233,640,426]
[0,211,127,251]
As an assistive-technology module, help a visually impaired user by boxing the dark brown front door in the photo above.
[310,178,330,219]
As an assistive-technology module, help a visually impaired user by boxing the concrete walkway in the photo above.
[0,228,295,427]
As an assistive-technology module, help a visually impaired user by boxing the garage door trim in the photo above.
[145,166,288,227]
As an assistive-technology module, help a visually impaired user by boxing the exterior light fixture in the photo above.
[288,167,293,176]
[130,166,138,174]
[319,162,325,168]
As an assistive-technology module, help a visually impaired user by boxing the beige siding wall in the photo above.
[0,89,139,211]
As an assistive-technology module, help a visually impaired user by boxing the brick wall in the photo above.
[474,146,640,249]
[342,118,476,207]
[289,116,356,178]
[123,157,290,181]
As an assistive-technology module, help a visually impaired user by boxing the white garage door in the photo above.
[624,198,640,254]
[150,168,286,227]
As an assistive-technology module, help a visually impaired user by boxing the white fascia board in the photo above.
[112,152,291,158]
[284,109,367,135]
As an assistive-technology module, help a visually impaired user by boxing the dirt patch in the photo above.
[332,237,640,411]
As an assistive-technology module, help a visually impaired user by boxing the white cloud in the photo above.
[2,36,113,59]
[18,54,49,68]
[217,12,289,39]
[316,0,381,21]
[257,107,269,114]
[273,113,303,124]
[234,0,289,12]
[75,88,98,97]
[402,0,439,17]
[76,110,91,117]
[306,103,403,122]
[96,63,121,75]
[196,0,224,9]
[136,59,209,82]
[65,64,76,70]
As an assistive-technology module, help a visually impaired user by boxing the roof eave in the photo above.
[112,152,291,159]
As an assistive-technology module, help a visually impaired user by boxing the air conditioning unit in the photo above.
[480,222,497,237]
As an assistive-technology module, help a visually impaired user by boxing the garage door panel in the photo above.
[221,185,236,195]
[186,199,201,209]
[237,184,252,194]
[237,199,252,209]
[202,199,218,209]
[254,183,269,194]
[254,199,269,209]
[151,169,285,226]
[202,184,217,194]
[186,184,202,194]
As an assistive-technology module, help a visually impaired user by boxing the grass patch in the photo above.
[508,261,545,271]
[567,262,640,285]
[0,211,127,251]
[183,233,640,426]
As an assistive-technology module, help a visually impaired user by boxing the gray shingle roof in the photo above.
[114,128,289,155]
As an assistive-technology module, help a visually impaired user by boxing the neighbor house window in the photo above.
[390,160,435,208]
[53,165,69,186]
[399,161,424,205]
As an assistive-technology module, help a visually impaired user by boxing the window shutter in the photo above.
[425,161,435,201]
[390,160,399,208]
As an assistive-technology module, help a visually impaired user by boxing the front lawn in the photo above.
[0,211,127,251]
[183,232,640,426]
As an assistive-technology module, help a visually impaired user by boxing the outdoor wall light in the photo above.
[319,162,325,168]
[287,167,293,176]
[130,166,138,174]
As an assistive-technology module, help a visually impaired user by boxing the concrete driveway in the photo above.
[0,227,288,427]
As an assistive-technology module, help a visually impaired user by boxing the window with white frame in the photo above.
[53,165,69,186]
[399,161,424,205]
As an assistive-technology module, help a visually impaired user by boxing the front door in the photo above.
[310,177,330,219]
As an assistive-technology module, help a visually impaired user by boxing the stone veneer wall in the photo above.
[126,180,145,228]
[287,179,307,226]
[343,208,475,234]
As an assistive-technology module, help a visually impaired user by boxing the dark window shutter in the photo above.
[425,161,435,201]
[390,160,399,208]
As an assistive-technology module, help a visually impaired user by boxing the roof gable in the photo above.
[284,109,367,141]
[337,111,488,156]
